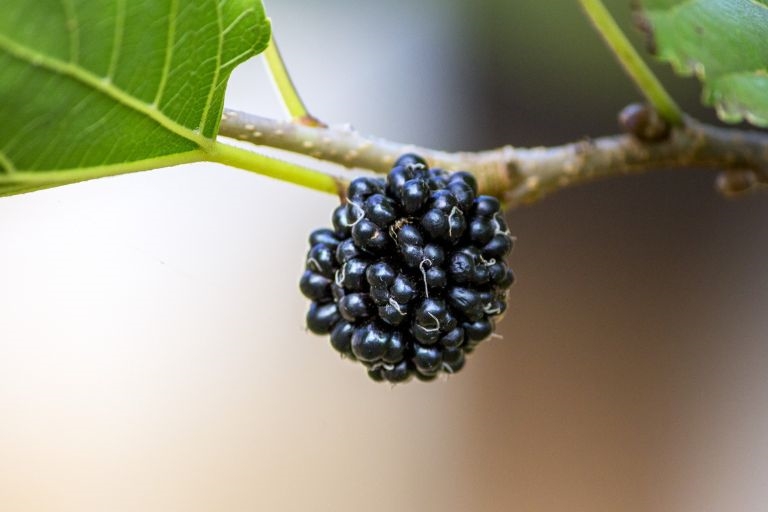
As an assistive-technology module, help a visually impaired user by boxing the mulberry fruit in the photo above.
[300,154,514,382]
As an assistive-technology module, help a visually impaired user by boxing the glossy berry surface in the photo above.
[300,154,514,383]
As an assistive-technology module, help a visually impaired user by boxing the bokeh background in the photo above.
[2,1,768,511]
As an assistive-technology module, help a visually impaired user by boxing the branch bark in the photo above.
[219,106,768,206]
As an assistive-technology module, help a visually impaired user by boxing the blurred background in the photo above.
[2,0,768,511]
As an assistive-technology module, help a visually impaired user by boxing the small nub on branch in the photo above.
[618,103,671,142]
[715,169,760,198]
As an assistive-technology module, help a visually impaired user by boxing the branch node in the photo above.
[715,169,760,198]
[619,103,672,142]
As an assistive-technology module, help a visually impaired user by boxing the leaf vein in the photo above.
[60,0,80,64]
[1,82,60,156]
[0,31,212,149]
[0,150,206,187]
[0,148,17,174]
[154,0,179,107]
[222,8,255,37]
[198,0,225,134]
[220,49,254,72]
[107,0,126,81]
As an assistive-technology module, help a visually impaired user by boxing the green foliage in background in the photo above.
[638,0,768,126]
[0,0,270,196]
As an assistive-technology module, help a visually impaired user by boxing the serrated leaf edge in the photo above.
[636,0,768,126]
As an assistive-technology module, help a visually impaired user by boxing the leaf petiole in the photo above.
[206,141,341,195]
[579,0,683,125]
[262,32,325,126]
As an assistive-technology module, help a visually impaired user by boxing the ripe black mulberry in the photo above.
[300,154,514,382]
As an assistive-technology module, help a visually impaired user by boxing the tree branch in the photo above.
[219,106,768,207]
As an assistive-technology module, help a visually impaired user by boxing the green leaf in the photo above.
[637,0,768,127]
[0,0,270,196]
